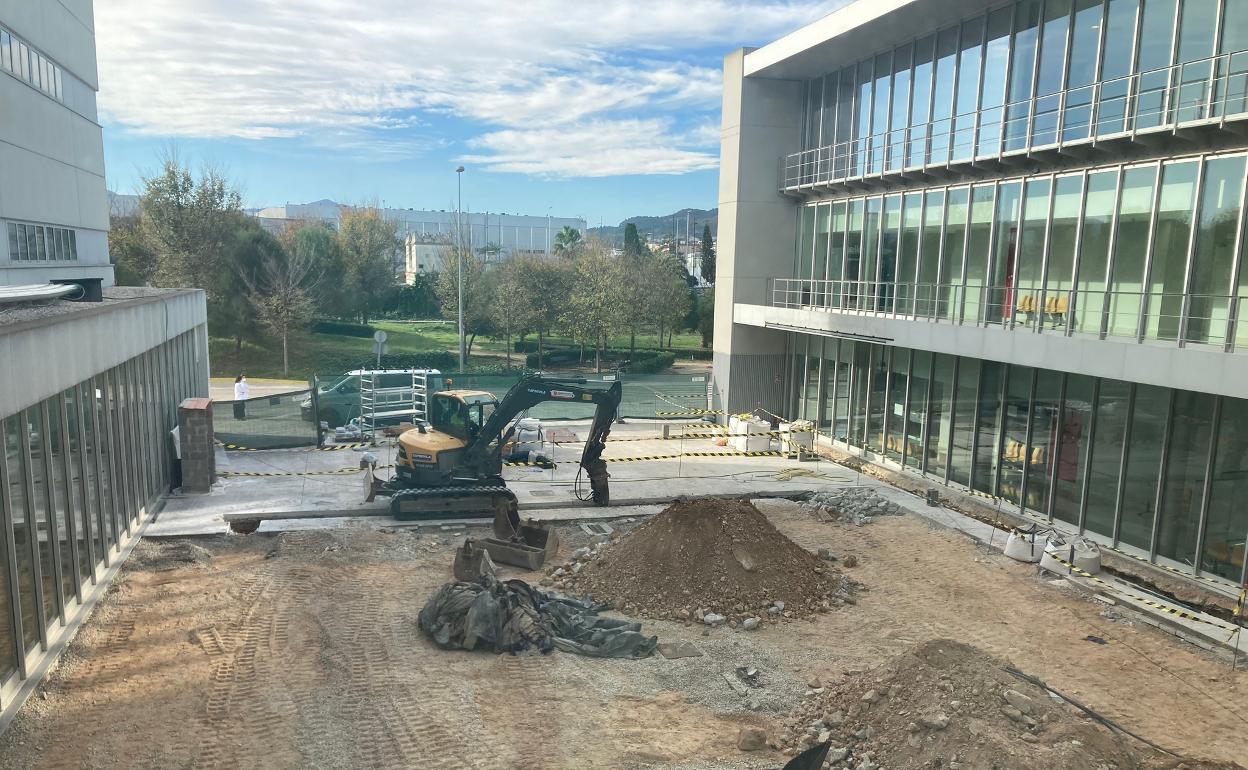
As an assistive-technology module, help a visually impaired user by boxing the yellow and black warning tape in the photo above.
[507,428,813,446]
[216,440,374,452]
[219,467,363,478]
[605,450,783,463]
[1026,533,1236,633]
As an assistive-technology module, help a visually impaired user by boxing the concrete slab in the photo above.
[148,422,858,537]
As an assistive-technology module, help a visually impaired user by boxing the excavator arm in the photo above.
[465,374,622,505]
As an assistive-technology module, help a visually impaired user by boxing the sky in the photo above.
[96,0,847,227]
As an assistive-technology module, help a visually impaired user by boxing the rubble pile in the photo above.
[778,639,1243,770]
[561,498,852,627]
[804,488,904,526]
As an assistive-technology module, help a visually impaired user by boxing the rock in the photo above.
[825,711,844,726]
[1001,706,1026,723]
[828,747,850,762]
[552,567,566,577]
[1002,689,1034,714]
[906,721,921,733]
[860,689,879,703]
[817,548,837,561]
[807,677,822,689]
[703,612,726,626]
[742,617,760,631]
[573,547,591,559]
[919,714,949,730]
[538,577,553,587]
[737,727,768,752]
[1020,732,1040,743]
[768,606,782,616]
[656,640,703,659]
[843,555,859,568]
[571,562,584,574]
[774,601,786,611]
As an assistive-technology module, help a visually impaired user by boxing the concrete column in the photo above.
[713,49,805,419]
[178,398,216,492]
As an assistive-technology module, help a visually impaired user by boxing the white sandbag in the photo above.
[1040,534,1102,575]
[1004,528,1048,563]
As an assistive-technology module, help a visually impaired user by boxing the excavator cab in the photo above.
[428,391,497,443]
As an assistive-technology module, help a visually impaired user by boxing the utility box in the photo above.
[729,417,771,452]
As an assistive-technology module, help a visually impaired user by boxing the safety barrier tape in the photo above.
[605,450,784,463]
[1018,531,1236,633]
[216,440,374,452]
[1235,587,1246,620]
[219,467,363,478]
[506,428,814,446]
[965,487,1234,590]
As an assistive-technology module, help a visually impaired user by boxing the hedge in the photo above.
[311,320,376,338]
[315,351,458,375]
[523,348,677,373]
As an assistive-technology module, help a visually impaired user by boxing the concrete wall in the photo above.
[737,302,1248,400]
[713,49,803,416]
[0,0,110,286]
[0,290,209,418]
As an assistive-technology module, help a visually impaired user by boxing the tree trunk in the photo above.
[629,328,635,359]
[657,321,664,352]
[668,329,673,347]
[538,330,545,369]
[234,332,243,356]
[595,334,602,373]
[506,333,512,370]
[281,331,289,377]
[467,332,477,359]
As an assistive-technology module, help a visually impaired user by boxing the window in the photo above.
[1119,385,1169,551]
[978,8,1013,156]
[0,25,66,101]
[1146,161,1198,340]
[1157,391,1215,566]
[1108,165,1158,334]
[940,187,969,319]
[1074,170,1120,332]
[1053,374,1095,525]
[1203,396,1248,579]
[1135,0,1178,130]
[952,19,983,162]
[1033,0,1072,146]
[1097,0,1140,134]
[5,222,77,262]
[1006,0,1043,151]
[1186,154,1246,343]
[1064,0,1105,142]
[963,185,996,322]
[949,357,980,487]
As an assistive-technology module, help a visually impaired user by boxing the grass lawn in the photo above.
[209,320,705,380]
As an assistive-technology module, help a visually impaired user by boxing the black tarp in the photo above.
[418,577,658,659]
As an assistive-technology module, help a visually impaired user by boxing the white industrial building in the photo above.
[256,199,585,259]
[0,0,111,294]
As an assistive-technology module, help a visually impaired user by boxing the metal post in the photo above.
[456,166,466,373]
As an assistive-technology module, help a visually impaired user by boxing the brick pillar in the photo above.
[179,397,217,492]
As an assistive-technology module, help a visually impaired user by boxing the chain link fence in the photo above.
[212,373,713,449]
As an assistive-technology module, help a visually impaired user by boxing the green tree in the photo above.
[622,222,645,259]
[699,223,715,284]
[138,153,243,296]
[337,207,400,323]
[434,247,493,358]
[562,240,624,373]
[553,226,583,257]
[647,254,693,348]
[515,254,570,367]
[243,236,318,377]
[384,274,440,318]
[108,214,157,286]
[282,221,349,318]
[489,259,531,369]
[698,288,715,348]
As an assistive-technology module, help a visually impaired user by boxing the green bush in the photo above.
[311,320,376,338]
[314,351,458,375]
[522,348,677,373]
[626,352,676,373]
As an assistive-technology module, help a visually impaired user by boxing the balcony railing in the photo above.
[770,277,1248,351]
[781,50,1248,192]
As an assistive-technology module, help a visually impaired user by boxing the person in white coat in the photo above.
[233,374,249,420]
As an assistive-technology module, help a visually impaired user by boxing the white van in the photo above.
[301,369,445,428]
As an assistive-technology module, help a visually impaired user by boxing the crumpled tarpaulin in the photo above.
[418,576,658,659]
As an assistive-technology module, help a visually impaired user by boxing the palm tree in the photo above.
[553,226,583,257]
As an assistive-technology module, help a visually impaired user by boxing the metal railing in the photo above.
[781,50,1248,191]
[771,277,1247,351]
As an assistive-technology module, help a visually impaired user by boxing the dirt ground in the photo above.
[2,501,1246,770]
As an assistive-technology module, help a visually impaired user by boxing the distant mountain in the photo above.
[588,207,717,246]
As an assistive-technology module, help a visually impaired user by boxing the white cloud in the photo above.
[96,0,845,176]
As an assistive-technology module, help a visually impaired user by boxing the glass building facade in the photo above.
[784,0,1248,188]
[777,149,1248,347]
[791,334,1248,584]
[0,330,201,709]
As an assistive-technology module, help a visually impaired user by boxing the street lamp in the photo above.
[456,165,466,373]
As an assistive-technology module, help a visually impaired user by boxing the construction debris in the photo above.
[803,488,904,526]
[777,639,1244,769]
[418,576,658,659]
[563,498,852,625]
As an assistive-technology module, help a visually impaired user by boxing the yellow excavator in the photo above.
[365,374,622,527]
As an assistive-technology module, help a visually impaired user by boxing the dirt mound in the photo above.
[128,540,214,572]
[780,639,1243,770]
[563,498,848,625]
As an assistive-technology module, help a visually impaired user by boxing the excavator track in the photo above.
[389,484,518,522]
